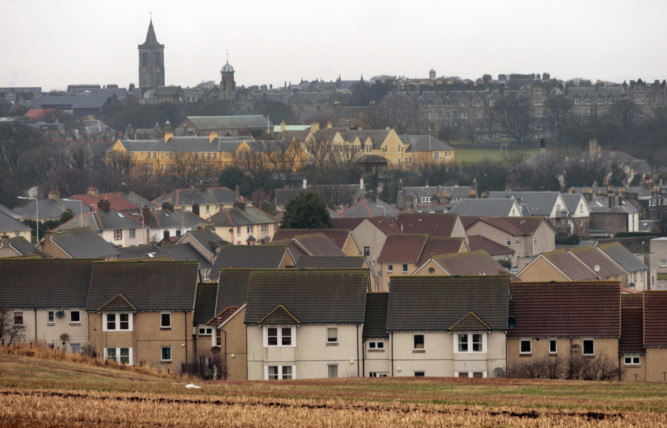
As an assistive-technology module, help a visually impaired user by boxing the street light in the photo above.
[17,196,39,243]
[62,198,84,228]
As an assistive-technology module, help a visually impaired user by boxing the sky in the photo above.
[2,0,666,92]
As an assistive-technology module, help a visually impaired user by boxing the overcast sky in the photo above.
[2,0,666,91]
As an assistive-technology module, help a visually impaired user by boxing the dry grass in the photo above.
[1,344,666,427]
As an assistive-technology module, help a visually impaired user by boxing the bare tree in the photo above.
[373,92,416,134]
[0,306,26,346]
[491,93,531,143]
[303,136,333,175]
[106,151,134,175]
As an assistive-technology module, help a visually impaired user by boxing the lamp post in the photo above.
[62,198,84,228]
[17,196,39,243]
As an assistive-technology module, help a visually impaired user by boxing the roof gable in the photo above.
[396,213,460,236]
[449,311,491,331]
[257,305,301,325]
[97,294,137,311]
[378,234,428,263]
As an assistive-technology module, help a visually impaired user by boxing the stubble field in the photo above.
[0,350,665,427]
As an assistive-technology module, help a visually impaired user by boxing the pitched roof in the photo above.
[468,235,515,257]
[487,191,563,216]
[208,206,278,228]
[244,269,369,325]
[619,308,644,354]
[339,198,400,218]
[400,134,453,152]
[1,236,39,256]
[417,237,466,265]
[622,293,643,309]
[177,229,227,257]
[215,269,252,312]
[185,115,269,130]
[395,213,459,236]
[272,229,350,250]
[210,245,289,277]
[292,234,345,257]
[0,211,31,233]
[644,292,667,347]
[386,276,510,331]
[0,259,94,308]
[466,216,549,236]
[366,216,401,234]
[378,234,428,264]
[363,293,389,339]
[538,249,598,281]
[153,187,248,206]
[295,256,365,269]
[569,246,625,279]
[46,228,119,259]
[194,283,218,324]
[508,282,621,337]
[431,250,508,276]
[55,209,142,232]
[447,199,519,217]
[86,261,198,311]
[331,217,365,230]
[598,242,647,274]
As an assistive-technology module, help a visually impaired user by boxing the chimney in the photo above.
[589,138,600,159]
[161,199,174,212]
[327,121,332,129]
[98,198,111,213]
[120,182,129,194]
[209,132,218,143]
[280,121,286,132]
[360,177,365,190]
[302,178,307,189]
[192,203,200,216]
[425,180,430,189]
[310,122,320,133]
[142,206,151,226]
[48,189,61,204]
[582,188,593,202]
[87,187,98,199]
[164,132,173,143]
[608,195,614,209]
[234,199,247,211]
[163,229,170,240]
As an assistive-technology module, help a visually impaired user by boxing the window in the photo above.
[515,238,521,246]
[70,311,81,324]
[264,326,295,347]
[113,229,123,241]
[456,333,485,353]
[266,365,294,380]
[387,264,393,273]
[328,364,339,378]
[327,327,338,344]
[369,372,387,377]
[198,326,213,336]
[414,371,425,377]
[402,264,408,273]
[262,224,268,233]
[129,228,136,239]
[104,347,133,365]
[413,334,424,350]
[583,339,594,356]
[506,238,511,246]
[160,313,171,329]
[236,227,241,236]
[48,311,55,324]
[549,339,557,354]
[520,339,532,354]
[104,313,132,331]
[661,259,667,268]
[368,340,384,350]
[533,237,537,247]
[161,347,172,362]
[13,312,23,325]
[624,354,640,366]
[247,225,253,234]
[433,152,439,160]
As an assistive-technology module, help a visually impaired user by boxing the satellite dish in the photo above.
[594,265,601,272]
[56,311,65,319]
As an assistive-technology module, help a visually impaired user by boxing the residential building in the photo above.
[395,213,468,240]
[397,185,475,212]
[177,115,270,136]
[153,187,249,218]
[517,249,598,282]
[447,199,522,217]
[599,242,648,291]
[38,228,119,260]
[386,276,510,378]
[587,194,640,235]
[338,197,400,218]
[643,291,667,382]
[561,193,590,236]
[413,250,509,277]
[486,191,571,235]
[569,246,627,283]
[208,205,279,245]
[619,294,644,381]
[362,293,390,378]
[272,228,361,257]
[648,237,667,290]
[399,134,455,166]
[209,245,294,281]
[0,212,32,242]
[0,236,39,258]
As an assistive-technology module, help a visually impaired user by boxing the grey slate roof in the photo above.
[208,206,278,228]
[55,209,143,232]
[0,259,94,308]
[86,261,199,312]
[244,269,369,325]
[210,245,289,277]
[12,198,91,220]
[561,193,585,214]
[598,242,647,274]
[400,135,453,152]
[386,276,510,331]
[47,228,119,259]
[216,269,252,312]
[296,256,365,269]
[154,187,248,207]
[185,115,269,130]
[1,236,39,256]
[447,199,518,217]
[194,283,218,324]
[339,198,400,218]
[0,211,30,233]
[363,293,389,339]
[486,191,563,216]
[177,229,227,257]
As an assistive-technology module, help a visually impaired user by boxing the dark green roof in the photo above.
[194,283,218,324]
[386,276,510,331]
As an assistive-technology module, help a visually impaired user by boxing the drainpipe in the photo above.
[390,331,394,376]
[34,309,37,343]
[184,312,188,374]
[357,324,360,378]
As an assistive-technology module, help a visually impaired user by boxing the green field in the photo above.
[1,347,665,427]
[452,144,541,163]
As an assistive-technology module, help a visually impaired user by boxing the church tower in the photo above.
[138,19,165,94]
[220,54,236,102]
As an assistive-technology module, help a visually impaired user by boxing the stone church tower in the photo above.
[138,19,165,94]
[220,55,236,102]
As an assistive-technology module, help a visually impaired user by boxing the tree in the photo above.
[281,192,332,229]
[545,95,572,142]
[491,93,531,143]
[0,306,26,346]
[218,165,254,197]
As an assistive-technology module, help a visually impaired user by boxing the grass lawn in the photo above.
[1,349,666,427]
[451,144,541,163]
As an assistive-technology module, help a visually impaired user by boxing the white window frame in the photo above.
[623,353,640,366]
[198,325,213,336]
[387,264,393,273]
[48,311,55,324]
[265,364,295,380]
[161,346,172,362]
[103,312,133,332]
[454,332,487,353]
[520,339,532,354]
[402,264,408,273]
[129,228,136,239]
[104,347,133,365]
[368,340,385,351]
[327,327,338,344]
[549,338,557,354]
[582,339,595,356]
[263,326,296,347]
[13,311,23,325]
[413,334,425,350]
[113,229,123,241]
[160,312,171,329]
[70,310,81,324]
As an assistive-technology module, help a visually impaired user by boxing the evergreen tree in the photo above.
[281,192,332,229]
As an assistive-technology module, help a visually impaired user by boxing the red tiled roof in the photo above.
[366,216,401,235]
[72,194,138,212]
[622,293,643,309]
[432,250,508,276]
[542,250,598,281]
[469,216,548,236]
[331,218,364,230]
[378,234,428,263]
[619,308,644,354]
[644,291,667,347]
[570,246,625,279]
[417,237,465,265]
[468,235,515,257]
[24,108,59,121]
[207,305,241,326]
[508,281,621,337]
[460,216,480,229]
[395,213,459,236]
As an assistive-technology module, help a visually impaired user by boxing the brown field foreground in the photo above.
[1,345,666,427]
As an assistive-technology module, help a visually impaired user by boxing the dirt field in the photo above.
[1,352,665,427]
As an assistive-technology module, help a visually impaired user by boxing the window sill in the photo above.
[161,361,172,364]
[412,349,425,353]
[160,327,171,330]
[326,342,339,346]
[47,323,55,326]
[548,353,558,356]
[519,353,532,357]
[69,323,81,326]
[368,349,385,353]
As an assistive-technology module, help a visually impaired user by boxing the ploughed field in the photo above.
[0,352,665,427]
